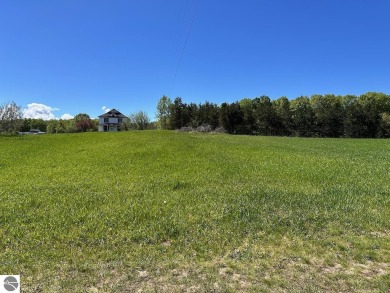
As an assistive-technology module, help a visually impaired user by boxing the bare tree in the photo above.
[129,111,150,130]
[0,101,22,134]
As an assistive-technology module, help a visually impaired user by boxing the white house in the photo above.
[98,109,128,132]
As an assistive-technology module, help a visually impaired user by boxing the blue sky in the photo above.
[1,0,389,120]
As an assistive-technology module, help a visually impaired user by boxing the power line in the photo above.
[170,0,189,81]
[169,0,200,96]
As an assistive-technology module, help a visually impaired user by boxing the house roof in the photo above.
[98,109,127,118]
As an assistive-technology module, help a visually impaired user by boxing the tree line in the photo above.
[156,92,390,138]
[0,104,156,134]
[2,92,389,137]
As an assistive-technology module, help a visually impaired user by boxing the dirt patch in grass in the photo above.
[320,261,389,278]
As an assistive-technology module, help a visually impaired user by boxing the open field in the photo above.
[0,131,389,292]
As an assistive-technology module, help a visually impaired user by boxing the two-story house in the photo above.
[98,109,128,132]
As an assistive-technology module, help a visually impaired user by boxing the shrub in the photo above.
[213,127,227,133]
[196,124,213,132]
[178,126,194,132]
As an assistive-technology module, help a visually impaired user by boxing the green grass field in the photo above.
[0,131,389,292]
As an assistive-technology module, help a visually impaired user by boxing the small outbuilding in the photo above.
[98,109,128,132]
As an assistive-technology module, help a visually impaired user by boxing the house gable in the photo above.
[98,109,128,132]
[98,109,127,119]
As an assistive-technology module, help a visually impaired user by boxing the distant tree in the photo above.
[187,102,199,128]
[272,96,292,135]
[147,121,158,130]
[156,95,172,129]
[91,119,99,131]
[238,98,255,134]
[342,95,366,137]
[60,119,77,133]
[74,113,94,132]
[252,96,277,135]
[378,113,390,138]
[0,101,22,134]
[20,118,47,132]
[197,101,219,129]
[129,111,150,130]
[364,92,390,113]
[219,102,244,134]
[169,97,190,129]
[290,96,315,136]
[219,103,229,131]
[311,94,344,137]
[47,118,78,133]
[358,93,384,137]
[46,120,59,133]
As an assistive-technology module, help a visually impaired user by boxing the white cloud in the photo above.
[102,106,110,113]
[61,113,74,120]
[23,103,59,120]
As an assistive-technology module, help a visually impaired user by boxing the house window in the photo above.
[118,118,122,123]
[104,118,109,123]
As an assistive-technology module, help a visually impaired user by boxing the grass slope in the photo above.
[0,131,389,292]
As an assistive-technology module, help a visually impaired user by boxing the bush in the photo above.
[196,124,213,132]
[213,127,227,133]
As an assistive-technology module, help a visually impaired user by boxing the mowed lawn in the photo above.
[0,131,389,292]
